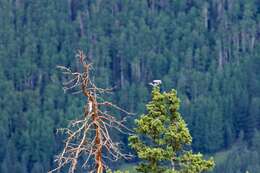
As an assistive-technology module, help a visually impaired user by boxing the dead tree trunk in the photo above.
[49,51,132,173]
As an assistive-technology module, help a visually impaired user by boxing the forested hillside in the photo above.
[0,0,259,172]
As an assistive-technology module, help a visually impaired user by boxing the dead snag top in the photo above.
[49,50,132,173]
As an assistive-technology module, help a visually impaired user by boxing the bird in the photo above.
[88,101,93,113]
[149,80,162,87]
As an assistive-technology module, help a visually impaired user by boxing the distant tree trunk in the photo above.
[203,3,209,30]
[78,13,84,37]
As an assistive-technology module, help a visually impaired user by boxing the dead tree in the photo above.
[49,51,132,173]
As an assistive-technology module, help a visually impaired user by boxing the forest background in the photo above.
[0,0,259,173]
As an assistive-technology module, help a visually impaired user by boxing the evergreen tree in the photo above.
[129,85,214,173]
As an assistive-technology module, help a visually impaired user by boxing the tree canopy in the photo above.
[129,86,214,173]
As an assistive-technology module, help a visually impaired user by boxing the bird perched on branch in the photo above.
[88,101,93,113]
[149,80,162,87]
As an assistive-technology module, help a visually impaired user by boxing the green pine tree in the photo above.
[129,85,214,173]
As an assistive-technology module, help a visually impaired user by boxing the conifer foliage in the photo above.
[129,86,214,173]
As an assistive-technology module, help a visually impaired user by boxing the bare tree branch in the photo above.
[49,50,132,173]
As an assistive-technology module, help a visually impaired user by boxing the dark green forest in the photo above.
[0,0,259,172]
